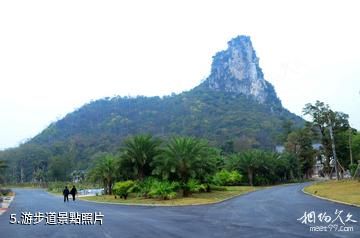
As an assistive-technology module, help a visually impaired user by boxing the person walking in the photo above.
[63,186,70,202]
[70,185,77,201]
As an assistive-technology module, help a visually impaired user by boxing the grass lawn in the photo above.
[304,180,360,206]
[79,186,261,206]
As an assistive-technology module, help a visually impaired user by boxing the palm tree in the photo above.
[153,137,213,197]
[227,150,264,186]
[120,135,162,180]
[88,154,118,195]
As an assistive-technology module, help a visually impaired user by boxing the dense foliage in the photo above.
[0,87,303,183]
[225,150,301,186]
[0,160,7,184]
[212,170,243,186]
[112,180,135,199]
[86,136,312,199]
[303,101,356,177]
[152,137,216,196]
[120,135,162,180]
[88,154,119,195]
[285,127,315,178]
[147,180,179,200]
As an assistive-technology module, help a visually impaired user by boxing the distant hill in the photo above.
[0,35,304,182]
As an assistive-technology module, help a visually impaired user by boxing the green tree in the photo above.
[120,135,162,180]
[48,156,72,181]
[277,152,301,180]
[279,119,294,143]
[226,150,299,185]
[221,140,235,155]
[0,160,8,184]
[32,160,48,183]
[352,132,360,161]
[0,160,7,170]
[88,154,119,194]
[153,137,215,197]
[303,101,350,176]
[285,128,315,178]
[225,150,264,186]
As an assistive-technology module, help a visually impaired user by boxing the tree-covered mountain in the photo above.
[0,35,304,182]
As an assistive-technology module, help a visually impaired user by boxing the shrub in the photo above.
[198,184,209,192]
[184,179,209,193]
[112,180,135,199]
[228,170,243,185]
[132,177,157,198]
[213,170,242,186]
[148,180,179,200]
[186,179,201,193]
[47,182,68,193]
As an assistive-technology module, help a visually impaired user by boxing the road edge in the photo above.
[301,187,360,208]
[0,193,15,216]
[78,183,305,207]
[78,188,264,207]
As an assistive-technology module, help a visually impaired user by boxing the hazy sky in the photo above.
[0,0,359,150]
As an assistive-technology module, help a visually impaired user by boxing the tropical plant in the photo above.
[226,151,264,186]
[213,169,242,186]
[148,180,179,200]
[226,150,299,186]
[185,179,201,193]
[132,177,157,198]
[272,153,292,181]
[152,137,215,197]
[113,180,135,199]
[120,135,162,180]
[88,154,119,195]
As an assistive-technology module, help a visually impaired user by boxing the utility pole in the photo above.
[349,128,353,165]
[328,116,339,180]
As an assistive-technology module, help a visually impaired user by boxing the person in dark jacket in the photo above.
[70,185,77,201]
[63,186,69,202]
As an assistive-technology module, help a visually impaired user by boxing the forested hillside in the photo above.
[0,36,304,182]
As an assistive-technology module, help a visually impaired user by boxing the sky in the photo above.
[0,0,359,150]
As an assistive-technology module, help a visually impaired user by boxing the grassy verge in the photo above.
[79,186,261,206]
[4,191,15,196]
[304,180,360,206]
[46,182,102,194]
[0,188,14,196]
[4,183,45,189]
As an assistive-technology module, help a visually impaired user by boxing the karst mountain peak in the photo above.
[202,35,281,105]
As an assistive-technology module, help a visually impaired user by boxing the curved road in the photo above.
[0,183,359,238]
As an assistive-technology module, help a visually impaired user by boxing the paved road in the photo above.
[0,183,359,238]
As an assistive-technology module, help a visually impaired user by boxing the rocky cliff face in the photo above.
[203,36,281,105]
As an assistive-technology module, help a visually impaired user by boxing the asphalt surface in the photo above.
[0,183,359,238]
